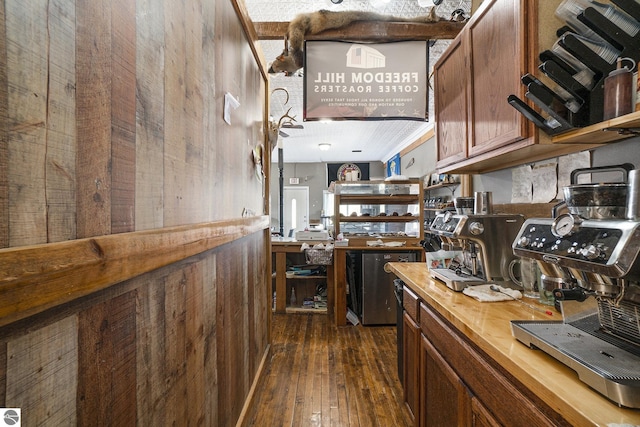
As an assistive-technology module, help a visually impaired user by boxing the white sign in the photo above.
[1,409,21,426]
[304,41,428,121]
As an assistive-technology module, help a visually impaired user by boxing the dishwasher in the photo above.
[360,251,416,325]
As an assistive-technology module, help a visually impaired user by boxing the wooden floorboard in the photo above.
[243,314,412,427]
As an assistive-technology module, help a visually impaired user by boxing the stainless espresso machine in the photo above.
[428,211,524,291]
[510,165,640,408]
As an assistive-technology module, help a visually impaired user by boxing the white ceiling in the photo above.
[244,0,471,163]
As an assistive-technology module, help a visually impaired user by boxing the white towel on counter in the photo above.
[462,284,522,302]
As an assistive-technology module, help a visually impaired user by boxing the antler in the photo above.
[271,87,290,105]
[276,107,297,129]
[268,88,296,149]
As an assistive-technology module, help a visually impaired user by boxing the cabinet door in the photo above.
[420,302,564,426]
[468,0,529,157]
[471,396,503,427]
[420,333,471,427]
[403,311,421,424]
[435,32,469,167]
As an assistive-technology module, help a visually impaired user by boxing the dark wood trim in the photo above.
[254,20,466,41]
[0,215,270,327]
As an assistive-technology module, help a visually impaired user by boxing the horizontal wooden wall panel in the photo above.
[0,215,269,327]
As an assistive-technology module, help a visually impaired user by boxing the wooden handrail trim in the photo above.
[0,215,270,327]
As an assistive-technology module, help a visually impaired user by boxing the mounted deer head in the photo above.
[268,88,300,149]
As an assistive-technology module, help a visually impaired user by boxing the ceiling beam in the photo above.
[254,21,465,41]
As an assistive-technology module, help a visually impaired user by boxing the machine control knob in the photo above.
[517,236,531,247]
[469,222,484,235]
[581,244,601,260]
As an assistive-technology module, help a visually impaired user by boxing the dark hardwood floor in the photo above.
[242,313,412,426]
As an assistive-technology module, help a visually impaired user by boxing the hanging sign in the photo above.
[304,40,428,121]
[386,153,401,177]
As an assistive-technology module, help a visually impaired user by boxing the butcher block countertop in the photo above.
[385,262,640,427]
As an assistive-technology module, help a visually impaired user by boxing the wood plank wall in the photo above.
[0,0,270,425]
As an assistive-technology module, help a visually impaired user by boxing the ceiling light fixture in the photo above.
[318,143,331,151]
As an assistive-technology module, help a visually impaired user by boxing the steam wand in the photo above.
[470,243,478,277]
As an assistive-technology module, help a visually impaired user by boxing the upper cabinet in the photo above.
[435,34,469,165]
[467,0,526,157]
[434,0,600,174]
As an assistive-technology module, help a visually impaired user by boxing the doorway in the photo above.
[284,186,309,236]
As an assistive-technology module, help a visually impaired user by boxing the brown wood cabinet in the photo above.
[272,240,334,314]
[467,0,527,158]
[435,0,528,170]
[401,294,567,426]
[434,0,598,174]
[471,397,503,427]
[402,285,421,424]
[418,302,566,427]
[403,311,421,423]
[420,334,471,427]
[434,34,468,167]
[388,262,640,426]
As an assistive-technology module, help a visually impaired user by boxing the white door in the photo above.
[284,186,309,237]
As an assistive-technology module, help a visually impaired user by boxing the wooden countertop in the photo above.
[386,262,640,427]
[333,245,423,251]
[271,240,425,252]
[271,239,333,251]
[271,238,329,246]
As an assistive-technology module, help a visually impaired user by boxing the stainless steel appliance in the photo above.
[510,165,640,408]
[360,251,416,325]
[428,212,525,291]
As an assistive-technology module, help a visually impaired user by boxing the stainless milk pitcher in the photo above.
[474,191,493,215]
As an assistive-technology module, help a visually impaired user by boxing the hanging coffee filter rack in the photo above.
[509,0,640,135]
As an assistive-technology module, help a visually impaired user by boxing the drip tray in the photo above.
[430,268,485,291]
[511,315,640,408]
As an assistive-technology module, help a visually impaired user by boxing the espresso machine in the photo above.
[429,211,525,291]
[510,165,640,408]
